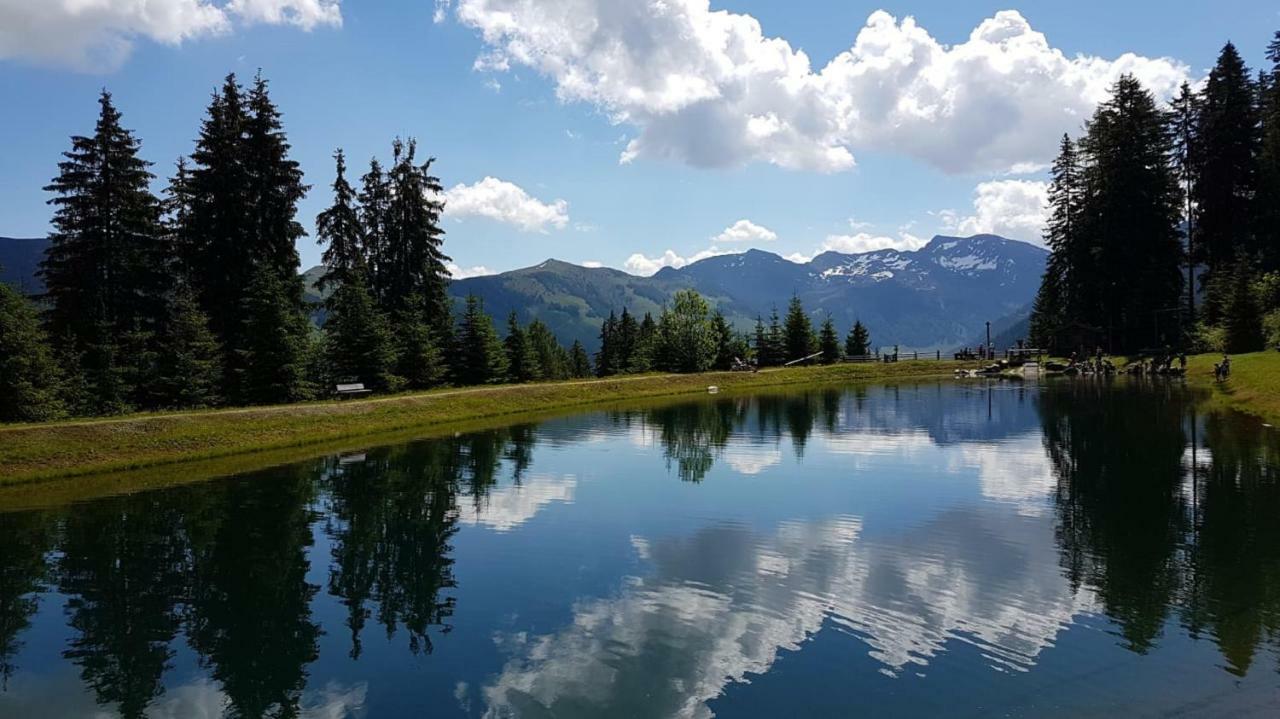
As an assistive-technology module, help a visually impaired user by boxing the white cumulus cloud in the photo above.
[823,232,928,255]
[443,177,570,232]
[447,2,1190,174]
[713,219,777,244]
[0,0,341,71]
[941,180,1050,244]
[448,263,494,279]
[624,247,737,276]
[227,0,341,30]
[788,229,928,263]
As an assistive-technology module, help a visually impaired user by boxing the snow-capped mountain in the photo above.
[808,234,1045,291]
[449,234,1048,352]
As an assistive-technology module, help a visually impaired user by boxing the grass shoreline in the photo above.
[2,352,1276,509]
[0,361,969,492]
[1184,351,1280,424]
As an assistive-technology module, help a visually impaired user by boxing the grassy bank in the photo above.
[1186,351,1280,423]
[0,360,969,489]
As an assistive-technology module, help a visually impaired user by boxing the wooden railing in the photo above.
[841,350,945,363]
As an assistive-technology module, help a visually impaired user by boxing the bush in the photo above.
[1264,310,1280,349]
[1191,322,1226,354]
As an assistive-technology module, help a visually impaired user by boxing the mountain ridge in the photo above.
[4,233,1046,353]
[447,234,1047,353]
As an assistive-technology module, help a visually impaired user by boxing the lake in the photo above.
[1,379,1278,718]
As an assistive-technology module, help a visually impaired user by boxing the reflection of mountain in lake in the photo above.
[482,503,1093,718]
[602,384,1043,483]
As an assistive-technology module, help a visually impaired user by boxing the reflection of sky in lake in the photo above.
[0,674,367,718]
[473,390,1092,718]
[3,381,1279,718]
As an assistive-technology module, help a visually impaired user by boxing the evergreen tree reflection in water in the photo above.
[1041,379,1280,671]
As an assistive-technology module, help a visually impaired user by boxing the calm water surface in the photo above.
[1,380,1279,717]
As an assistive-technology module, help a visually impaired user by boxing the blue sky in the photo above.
[1,1,1277,276]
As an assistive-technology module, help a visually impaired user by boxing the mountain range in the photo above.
[444,234,1046,352]
[3,233,1047,352]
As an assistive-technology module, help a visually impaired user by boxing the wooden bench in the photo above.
[334,382,372,399]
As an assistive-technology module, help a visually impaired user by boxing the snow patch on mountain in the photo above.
[937,254,997,272]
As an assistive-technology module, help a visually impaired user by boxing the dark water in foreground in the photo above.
[1,380,1279,718]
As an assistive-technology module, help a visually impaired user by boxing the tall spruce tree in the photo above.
[315,149,366,292]
[1078,75,1185,351]
[527,320,568,380]
[244,72,309,301]
[596,311,619,377]
[375,139,452,339]
[615,308,638,372]
[569,340,592,378]
[0,281,66,422]
[504,312,541,383]
[187,73,311,403]
[818,316,841,364]
[845,320,870,357]
[783,295,816,362]
[187,74,252,352]
[1259,32,1280,271]
[1029,135,1084,349]
[753,310,787,367]
[317,148,399,392]
[162,156,198,286]
[753,316,770,366]
[358,158,391,286]
[1170,83,1201,325]
[631,312,657,372]
[1194,43,1260,292]
[710,311,735,370]
[41,91,165,412]
[454,295,507,385]
[766,307,785,366]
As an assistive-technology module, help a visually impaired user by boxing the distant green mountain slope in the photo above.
[445,259,759,351]
[443,234,1048,353]
[0,237,49,295]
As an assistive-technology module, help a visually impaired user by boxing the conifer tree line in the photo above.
[0,73,588,422]
[1031,31,1280,355]
[593,291,873,377]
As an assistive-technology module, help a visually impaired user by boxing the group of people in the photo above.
[1125,354,1186,376]
[1063,347,1117,376]
[1057,346,1196,378]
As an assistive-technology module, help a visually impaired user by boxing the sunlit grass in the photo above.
[0,361,969,488]
[1186,351,1280,424]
